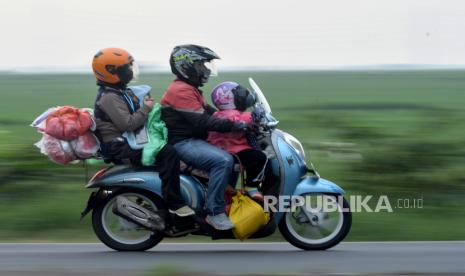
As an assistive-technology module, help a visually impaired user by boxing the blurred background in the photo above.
[0,0,464,241]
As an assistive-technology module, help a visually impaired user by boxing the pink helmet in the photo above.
[211,81,239,110]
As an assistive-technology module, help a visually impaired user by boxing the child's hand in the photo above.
[247,122,261,134]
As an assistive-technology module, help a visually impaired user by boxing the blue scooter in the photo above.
[81,78,352,251]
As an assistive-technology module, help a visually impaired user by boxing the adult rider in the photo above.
[160,44,247,230]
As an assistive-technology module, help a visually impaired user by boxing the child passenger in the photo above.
[207,81,268,189]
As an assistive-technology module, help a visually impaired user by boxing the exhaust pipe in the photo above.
[112,196,165,231]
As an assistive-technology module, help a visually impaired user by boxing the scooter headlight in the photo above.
[283,132,306,161]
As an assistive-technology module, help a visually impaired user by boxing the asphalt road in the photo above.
[0,242,464,275]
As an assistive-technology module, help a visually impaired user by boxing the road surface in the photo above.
[0,242,464,275]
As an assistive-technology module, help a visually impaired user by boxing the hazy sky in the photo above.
[1,0,465,70]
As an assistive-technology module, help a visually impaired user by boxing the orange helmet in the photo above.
[92,48,134,84]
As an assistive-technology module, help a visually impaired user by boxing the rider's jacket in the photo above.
[94,85,150,143]
[160,79,235,144]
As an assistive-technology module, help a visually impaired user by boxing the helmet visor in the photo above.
[204,60,218,77]
[130,61,140,82]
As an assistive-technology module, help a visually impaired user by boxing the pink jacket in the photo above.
[207,110,252,154]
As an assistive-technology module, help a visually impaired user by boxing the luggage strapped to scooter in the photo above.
[228,154,270,240]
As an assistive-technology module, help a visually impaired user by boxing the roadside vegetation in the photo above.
[0,71,464,241]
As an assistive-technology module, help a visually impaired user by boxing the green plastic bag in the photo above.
[141,103,168,166]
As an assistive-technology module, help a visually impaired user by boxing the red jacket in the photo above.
[160,79,236,144]
[207,110,252,154]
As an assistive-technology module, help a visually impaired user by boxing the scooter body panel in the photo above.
[272,131,308,197]
[270,130,345,222]
[86,166,206,209]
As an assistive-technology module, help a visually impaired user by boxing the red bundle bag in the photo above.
[45,106,93,141]
[36,134,77,165]
[70,132,100,159]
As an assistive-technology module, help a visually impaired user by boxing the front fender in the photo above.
[272,176,346,223]
[293,176,345,196]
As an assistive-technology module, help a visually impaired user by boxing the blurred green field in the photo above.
[0,70,464,241]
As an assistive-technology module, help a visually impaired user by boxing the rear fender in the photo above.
[80,188,117,220]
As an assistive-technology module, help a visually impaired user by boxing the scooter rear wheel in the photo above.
[279,193,352,250]
[92,189,164,251]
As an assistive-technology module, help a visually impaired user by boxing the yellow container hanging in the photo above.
[228,153,270,240]
[229,192,270,241]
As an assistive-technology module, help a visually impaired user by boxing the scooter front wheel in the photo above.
[279,193,352,250]
[92,189,164,251]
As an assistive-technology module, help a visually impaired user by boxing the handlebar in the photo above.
[252,104,279,130]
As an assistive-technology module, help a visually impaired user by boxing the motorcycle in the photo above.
[80,78,352,251]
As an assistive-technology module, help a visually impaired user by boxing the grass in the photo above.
[0,70,464,241]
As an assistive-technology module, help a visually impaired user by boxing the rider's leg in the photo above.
[156,144,194,217]
[174,138,234,230]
